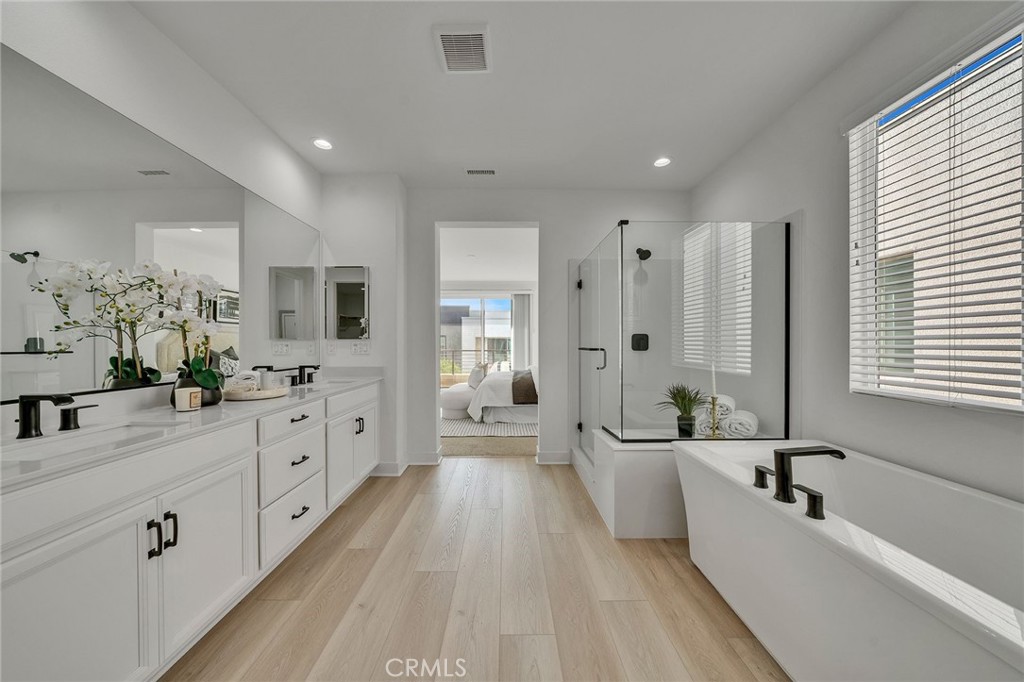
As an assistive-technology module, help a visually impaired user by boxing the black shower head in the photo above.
[8,251,39,264]
[636,248,652,261]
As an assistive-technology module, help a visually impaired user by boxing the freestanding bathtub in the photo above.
[674,439,1024,681]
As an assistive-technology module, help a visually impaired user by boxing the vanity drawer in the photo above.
[327,384,378,418]
[259,470,325,568]
[258,424,325,508]
[257,400,326,446]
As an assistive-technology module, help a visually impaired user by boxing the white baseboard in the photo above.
[536,450,570,465]
[406,447,442,465]
[372,461,408,477]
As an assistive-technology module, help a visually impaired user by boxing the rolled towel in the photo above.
[694,413,712,437]
[695,394,735,420]
[713,394,736,419]
[721,410,759,439]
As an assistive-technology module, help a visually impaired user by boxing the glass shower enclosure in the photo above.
[577,221,788,458]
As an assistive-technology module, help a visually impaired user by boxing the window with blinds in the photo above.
[849,28,1023,413]
[671,222,753,375]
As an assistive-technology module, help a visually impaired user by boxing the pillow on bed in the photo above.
[467,362,488,389]
[528,364,539,393]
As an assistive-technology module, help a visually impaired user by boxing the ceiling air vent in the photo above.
[434,24,490,73]
[466,169,496,176]
[137,169,170,176]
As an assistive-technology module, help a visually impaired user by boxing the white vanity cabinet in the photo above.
[0,499,161,682]
[0,427,256,682]
[255,406,327,568]
[326,384,379,511]
[158,458,255,657]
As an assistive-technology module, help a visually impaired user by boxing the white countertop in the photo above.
[0,378,380,492]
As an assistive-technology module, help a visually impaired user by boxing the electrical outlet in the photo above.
[351,340,369,355]
[272,342,291,356]
[305,342,315,355]
[327,341,337,355]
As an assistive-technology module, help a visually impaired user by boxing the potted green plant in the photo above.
[656,383,708,438]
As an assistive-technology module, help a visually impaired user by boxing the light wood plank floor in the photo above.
[163,458,787,682]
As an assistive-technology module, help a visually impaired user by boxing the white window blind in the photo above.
[849,28,1023,413]
[672,222,753,374]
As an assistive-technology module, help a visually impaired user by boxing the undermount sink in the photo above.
[3,421,189,463]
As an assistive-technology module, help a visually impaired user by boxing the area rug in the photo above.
[441,436,537,457]
[440,418,539,437]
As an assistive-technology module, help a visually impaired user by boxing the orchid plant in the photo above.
[32,259,226,390]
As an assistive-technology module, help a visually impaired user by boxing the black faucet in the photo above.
[17,394,75,439]
[297,365,320,385]
[772,445,845,504]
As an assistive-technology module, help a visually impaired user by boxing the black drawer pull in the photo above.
[290,454,310,466]
[291,505,311,520]
[163,511,179,549]
[147,519,163,559]
[290,414,310,424]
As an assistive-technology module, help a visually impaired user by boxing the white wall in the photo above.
[1,1,321,227]
[320,174,408,472]
[407,188,689,464]
[688,2,1024,501]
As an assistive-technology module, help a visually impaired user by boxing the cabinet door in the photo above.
[1,500,160,682]
[158,458,256,657]
[354,405,378,479]
[326,414,357,510]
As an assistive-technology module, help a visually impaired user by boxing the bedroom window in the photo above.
[849,28,1023,413]
[671,222,753,375]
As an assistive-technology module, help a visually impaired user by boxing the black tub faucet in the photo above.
[17,394,75,439]
[772,445,846,504]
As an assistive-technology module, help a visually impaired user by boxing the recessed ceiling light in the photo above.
[312,138,333,150]
[190,227,203,233]
[653,157,672,168]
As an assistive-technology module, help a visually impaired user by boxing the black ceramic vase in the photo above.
[170,375,223,407]
[676,414,695,438]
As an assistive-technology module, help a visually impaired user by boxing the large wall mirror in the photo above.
[0,46,321,402]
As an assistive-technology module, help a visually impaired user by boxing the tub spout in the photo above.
[773,446,845,504]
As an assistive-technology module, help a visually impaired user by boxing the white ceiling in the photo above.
[1,45,238,193]
[134,1,912,191]
[440,224,538,283]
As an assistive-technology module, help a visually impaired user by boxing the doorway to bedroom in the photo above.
[437,222,539,457]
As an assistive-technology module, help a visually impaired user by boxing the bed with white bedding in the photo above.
[466,366,539,424]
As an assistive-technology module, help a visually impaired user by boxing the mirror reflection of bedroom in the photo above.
[438,223,539,457]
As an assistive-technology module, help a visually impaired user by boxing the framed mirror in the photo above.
[270,266,317,340]
[326,266,369,339]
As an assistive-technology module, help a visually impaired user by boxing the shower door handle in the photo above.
[578,347,607,370]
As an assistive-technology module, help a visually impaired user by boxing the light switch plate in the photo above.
[351,340,369,355]
[327,341,337,355]
[272,342,291,356]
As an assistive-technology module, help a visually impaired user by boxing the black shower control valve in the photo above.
[631,334,649,351]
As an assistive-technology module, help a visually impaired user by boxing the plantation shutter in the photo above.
[849,29,1024,413]
[672,222,753,374]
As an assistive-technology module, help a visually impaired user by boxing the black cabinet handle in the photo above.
[163,511,179,549]
[290,414,310,424]
[290,454,310,466]
[147,519,163,559]
[356,417,364,435]
[291,505,310,520]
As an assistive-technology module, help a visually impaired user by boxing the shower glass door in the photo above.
[578,228,621,458]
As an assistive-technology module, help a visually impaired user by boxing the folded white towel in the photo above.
[225,371,260,392]
[721,410,759,438]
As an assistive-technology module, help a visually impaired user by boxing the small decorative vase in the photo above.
[170,375,223,407]
[676,414,695,438]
